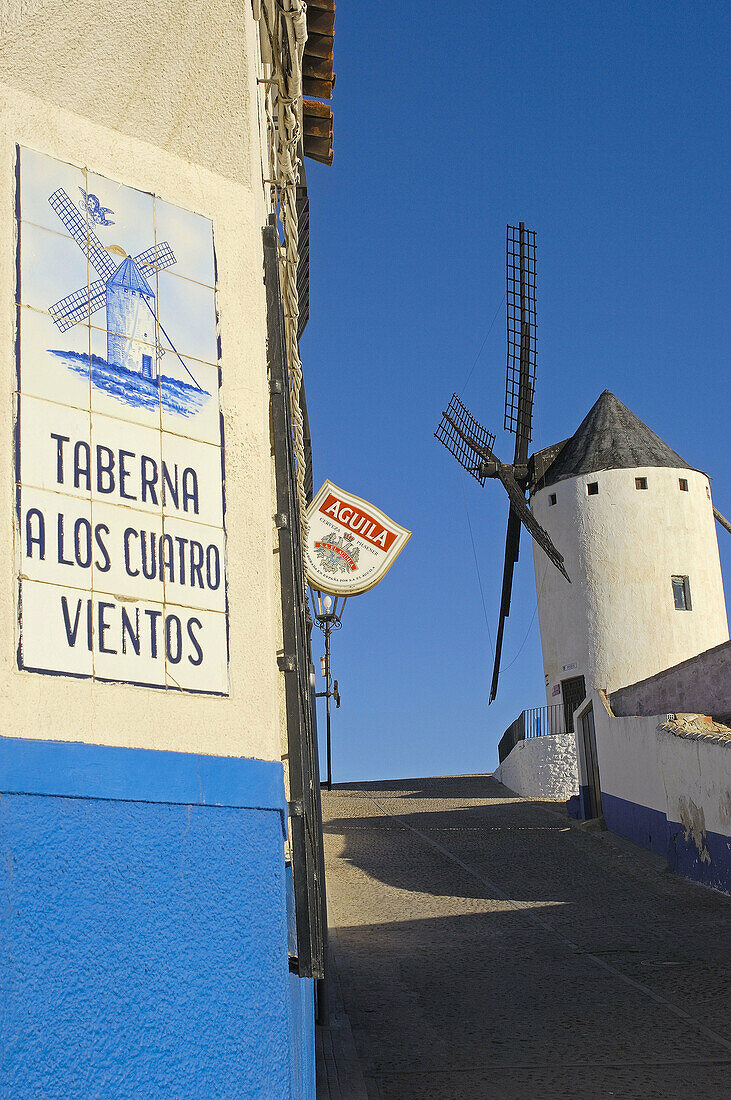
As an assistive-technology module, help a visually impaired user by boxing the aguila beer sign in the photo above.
[305,481,411,596]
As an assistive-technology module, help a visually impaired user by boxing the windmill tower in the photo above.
[105,255,157,377]
[529,390,729,705]
[436,225,730,719]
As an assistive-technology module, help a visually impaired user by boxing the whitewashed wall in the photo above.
[0,3,284,763]
[0,0,261,189]
[531,465,729,703]
[589,704,669,820]
[583,692,731,890]
[0,9,320,1098]
[591,698,730,842]
[657,722,731,854]
[495,733,579,800]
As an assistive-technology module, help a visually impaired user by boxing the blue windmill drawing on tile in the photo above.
[46,186,210,417]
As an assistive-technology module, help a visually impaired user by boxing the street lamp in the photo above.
[311,589,346,790]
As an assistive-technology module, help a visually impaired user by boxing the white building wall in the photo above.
[531,465,729,703]
[0,4,318,1095]
[0,2,281,762]
[589,705,669,820]
[582,693,731,891]
[657,723,731,850]
[0,5,318,1095]
[0,0,259,189]
[495,733,579,800]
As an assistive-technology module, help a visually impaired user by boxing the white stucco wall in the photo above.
[531,465,729,703]
[657,723,731,844]
[586,694,731,840]
[495,733,579,800]
[588,703,669,818]
[0,0,258,187]
[0,6,286,763]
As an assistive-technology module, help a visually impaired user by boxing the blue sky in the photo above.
[301,0,730,782]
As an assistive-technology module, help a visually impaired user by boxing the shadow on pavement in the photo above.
[319,779,730,1099]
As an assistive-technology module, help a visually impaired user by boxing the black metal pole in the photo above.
[324,621,332,790]
[313,597,345,789]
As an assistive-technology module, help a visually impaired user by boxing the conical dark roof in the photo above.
[536,390,692,490]
[107,255,155,297]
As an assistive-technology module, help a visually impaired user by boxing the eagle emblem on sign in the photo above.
[314,531,360,575]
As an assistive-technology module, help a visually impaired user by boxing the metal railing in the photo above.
[498,703,567,764]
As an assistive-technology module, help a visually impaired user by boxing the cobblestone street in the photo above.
[317,776,730,1099]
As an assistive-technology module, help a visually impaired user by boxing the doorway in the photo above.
[561,674,586,733]
[578,704,602,819]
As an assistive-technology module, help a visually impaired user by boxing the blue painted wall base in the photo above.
[577,784,594,821]
[565,794,581,819]
[601,791,730,894]
[0,736,315,1099]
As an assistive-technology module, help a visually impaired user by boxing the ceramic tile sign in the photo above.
[304,480,411,596]
[15,148,228,694]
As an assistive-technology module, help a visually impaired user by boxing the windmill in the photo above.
[46,187,176,376]
[435,223,570,703]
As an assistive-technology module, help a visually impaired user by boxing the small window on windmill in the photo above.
[672,575,692,611]
[587,482,599,496]
[549,493,557,506]
[706,485,711,499]
[635,477,648,490]
[679,478,688,492]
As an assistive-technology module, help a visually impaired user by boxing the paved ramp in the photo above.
[317,776,730,1099]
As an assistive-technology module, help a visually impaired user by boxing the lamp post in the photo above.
[311,590,346,790]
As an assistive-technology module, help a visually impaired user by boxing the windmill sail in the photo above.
[135,241,176,278]
[435,225,568,705]
[49,278,107,332]
[504,222,537,458]
[435,393,497,484]
[489,468,569,704]
[498,466,569,580]
[714,507,731,536]
[489,224,554,702]
[490,506,521,702]
[48,188,116,281]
